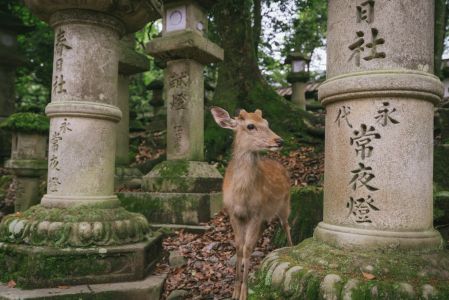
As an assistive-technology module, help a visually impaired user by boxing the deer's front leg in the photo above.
[231,216,245,299]
[240,219,263,300]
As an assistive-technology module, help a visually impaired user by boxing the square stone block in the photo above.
[0,233,163,289]
[118,191,223,225]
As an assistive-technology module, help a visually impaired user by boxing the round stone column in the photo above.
[40,9,123,208]
[315,0,443,250]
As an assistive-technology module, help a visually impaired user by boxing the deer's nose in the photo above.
[275,138,284,147]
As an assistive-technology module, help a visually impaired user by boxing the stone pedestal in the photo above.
[0,1,163,293]
[115,34,149,189]
[251,1,449,298]
[0,12,29,163]
[140,0,224,226]
[5,131,48,212]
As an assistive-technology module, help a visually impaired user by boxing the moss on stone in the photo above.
[273,186,323,247]
[0,113,49,134]
[0,175,13,205]
[157,160,189,177]
[118,192,212,225]
[251,238,449,299]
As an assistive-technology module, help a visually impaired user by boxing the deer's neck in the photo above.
[230,148,260,190]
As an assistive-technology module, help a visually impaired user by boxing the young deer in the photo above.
[211,107,292,300]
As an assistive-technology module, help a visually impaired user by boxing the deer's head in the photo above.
[211,106,284,153]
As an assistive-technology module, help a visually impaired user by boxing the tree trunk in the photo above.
[434,0,448,78]
[205,0,320,161]
[253,0,262,57]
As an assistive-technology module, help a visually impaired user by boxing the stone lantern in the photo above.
[286,52,310,110]
[115,34,149,189]
[0,12,30,163]
[1,113,48,212]
[0,1,166,296]
[252,1,449,298]
[138,0,224,226]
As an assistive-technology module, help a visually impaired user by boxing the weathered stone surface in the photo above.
[142,160,223,193]
[0,232,163,289]
[283,266,303,293]
[0,204,150,247]
[169,250,186,267]
[251,238,449,299]
[24,0,162,33]
[0,272,166,299]
[271,262,290,287]
[147,30,224,65]
[167,289,189,300]
[118,191,222,225]
[316,0,443,251]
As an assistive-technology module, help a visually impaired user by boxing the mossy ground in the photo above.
[251,238,449,299]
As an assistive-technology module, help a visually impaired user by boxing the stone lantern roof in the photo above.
[285,52,311,65]
[24,0,163,33]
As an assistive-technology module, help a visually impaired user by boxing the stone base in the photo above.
[115,166,143,189]
[251,238,449,299]
[142,160,223,193]
[0,233,163,289]
[0,273,166,300]
[117,191,222,225]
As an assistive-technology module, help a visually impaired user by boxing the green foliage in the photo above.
[0,112,49,133]
[285,0,327,57]
[4,1,54,112]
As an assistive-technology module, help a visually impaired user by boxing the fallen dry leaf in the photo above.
[57,285,70,289]
[362,272,376,280]
[7,280,16,288]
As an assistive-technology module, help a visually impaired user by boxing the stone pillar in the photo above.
[115,34,149,188]
[148,79,164,118]
[315,0,442,251]
[0,12,29,163]
[2,113,48,212]
[0,1,165,291]
[130,0,224,226]
[286,52,310,110]
[251,1,449,298]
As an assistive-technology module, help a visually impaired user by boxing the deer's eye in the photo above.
[247,124,256,130]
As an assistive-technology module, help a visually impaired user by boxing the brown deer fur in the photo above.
[211,107,292,300]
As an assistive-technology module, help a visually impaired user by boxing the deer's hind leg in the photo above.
[239,218,263,300]
[279,201,293,247]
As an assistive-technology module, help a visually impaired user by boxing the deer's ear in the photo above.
[255,109,262,117]
[238,109,248,120]
[211,106,238,130]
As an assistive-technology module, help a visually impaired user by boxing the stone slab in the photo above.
[0,273,166,300]
[115,166,143,189]
[142,160,223,193]
[118,191,223,225]
[118,42,150,75]
[150,223,211,234]
[0,233,163,289]
[146,30,224,64]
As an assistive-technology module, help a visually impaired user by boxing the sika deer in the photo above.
[210,107,292,300]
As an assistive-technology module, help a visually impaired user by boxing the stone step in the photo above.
[117,191,222,226]
[0,274,167,300]
[150,223,211,234]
